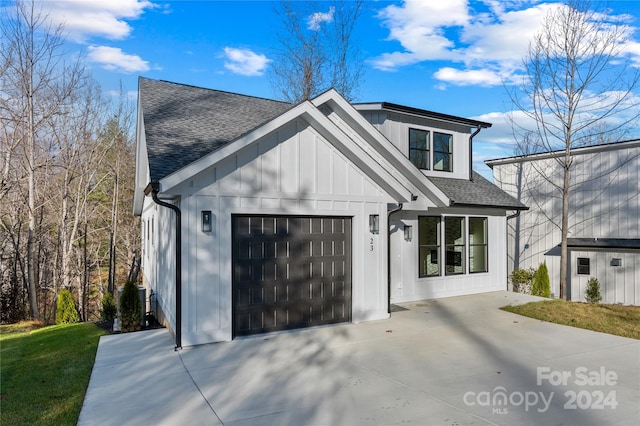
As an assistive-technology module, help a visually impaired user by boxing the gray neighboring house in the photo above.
[134,78,526,347]
[486,140,640,305]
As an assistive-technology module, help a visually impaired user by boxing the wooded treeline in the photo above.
[1,1,139,323]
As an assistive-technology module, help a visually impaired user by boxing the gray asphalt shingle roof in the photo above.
[139,78,293,181]
[139,78,525,211]
[428,171,528,210]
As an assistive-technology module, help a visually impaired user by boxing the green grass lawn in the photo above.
[0,321,107,425]
[502,299,640,340]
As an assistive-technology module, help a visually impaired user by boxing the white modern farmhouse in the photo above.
[486,140,640,305]
[134,78,526,347]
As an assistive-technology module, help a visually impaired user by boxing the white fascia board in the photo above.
[158,100,413,202]
[312,91,450,207]
[133,102,149,216]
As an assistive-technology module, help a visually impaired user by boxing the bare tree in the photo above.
[509,0,639,299]
[271,0,364,103]
[1,0,86,319]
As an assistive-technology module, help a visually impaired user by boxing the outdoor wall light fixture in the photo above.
[201,210,212,233]
[369,214,379,234]
[404,225,413,241]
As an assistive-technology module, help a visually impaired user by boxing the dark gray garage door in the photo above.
[233,215,352,337]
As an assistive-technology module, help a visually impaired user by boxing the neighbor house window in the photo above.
[433,132,453,172]
[409,128,430,169]
[469,217,488,273]
[445,216,465,275]
[418,217,440,277]
[577,257,590,275]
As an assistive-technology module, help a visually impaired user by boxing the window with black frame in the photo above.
[409,128,430,169]
[469,217,488,273]
[433,132,453,172]
[445,216,465,275]
[577,257,590,275]
[418,216,440,277]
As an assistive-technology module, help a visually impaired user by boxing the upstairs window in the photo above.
[409,128,430,169]
[433,132,453,172]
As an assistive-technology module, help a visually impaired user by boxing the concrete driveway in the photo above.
[78,291,640,425]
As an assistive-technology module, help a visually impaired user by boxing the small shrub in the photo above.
[56,289,79,324]
[511,267,536,294]
[100,292,117,322]
[585,277,602,303]
[532,262,551,298]
[119,280,141,332]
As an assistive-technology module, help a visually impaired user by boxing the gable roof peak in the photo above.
[138,77,293,182]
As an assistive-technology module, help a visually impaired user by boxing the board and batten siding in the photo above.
[570,251,639,305]
[389,209,508,303]
[490,142,640,304]
[359,110,471,180]
[152,118,396,345]
[141,200,177,334]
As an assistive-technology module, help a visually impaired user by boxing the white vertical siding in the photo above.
[491,142,640,303]
[173,118,392,345]
[359,110,472,180]
[141,198,177,334]
[570,251,640,305]
[389,209,508,303]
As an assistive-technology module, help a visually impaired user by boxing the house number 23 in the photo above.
[369,237,374,251]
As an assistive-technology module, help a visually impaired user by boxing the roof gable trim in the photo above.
[158,98,414,202]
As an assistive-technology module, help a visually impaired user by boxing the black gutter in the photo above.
[387,203,404,314]
[505,210,521,292]
[507,210,521,220]
[469,127,483,182]
[144,182,182,350]
[378,102,493,129]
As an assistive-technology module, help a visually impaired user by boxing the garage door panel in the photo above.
[233,215,352,337]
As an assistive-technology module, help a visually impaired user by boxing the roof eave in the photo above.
[354,102,492,129]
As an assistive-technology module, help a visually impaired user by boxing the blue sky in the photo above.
[9,0,640,177]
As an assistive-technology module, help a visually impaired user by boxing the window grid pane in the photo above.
[445,217,465,275]
[577,257,590,275]
[433,132,452,172]
[418,217,440,277]
[469,217,488,273]
[409,128,430,170]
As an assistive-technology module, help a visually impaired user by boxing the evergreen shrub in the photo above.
[100,292,117,322]
[119,280,141,332]
[56,288,79,324]
[532,262,551,298]
[585,277,602,303]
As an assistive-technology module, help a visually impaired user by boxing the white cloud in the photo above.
[433,67,503,86]
[106,90,138,101]
[622,40,640,67]
[223,47,271,77]
[460,3,557,66]
[372,0,468,69]
[372,1,640,88]
[308,6,335,31]
[88,46,150,73]
[37,0,156,42]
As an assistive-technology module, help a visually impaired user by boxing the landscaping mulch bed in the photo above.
[94,314,165,335]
